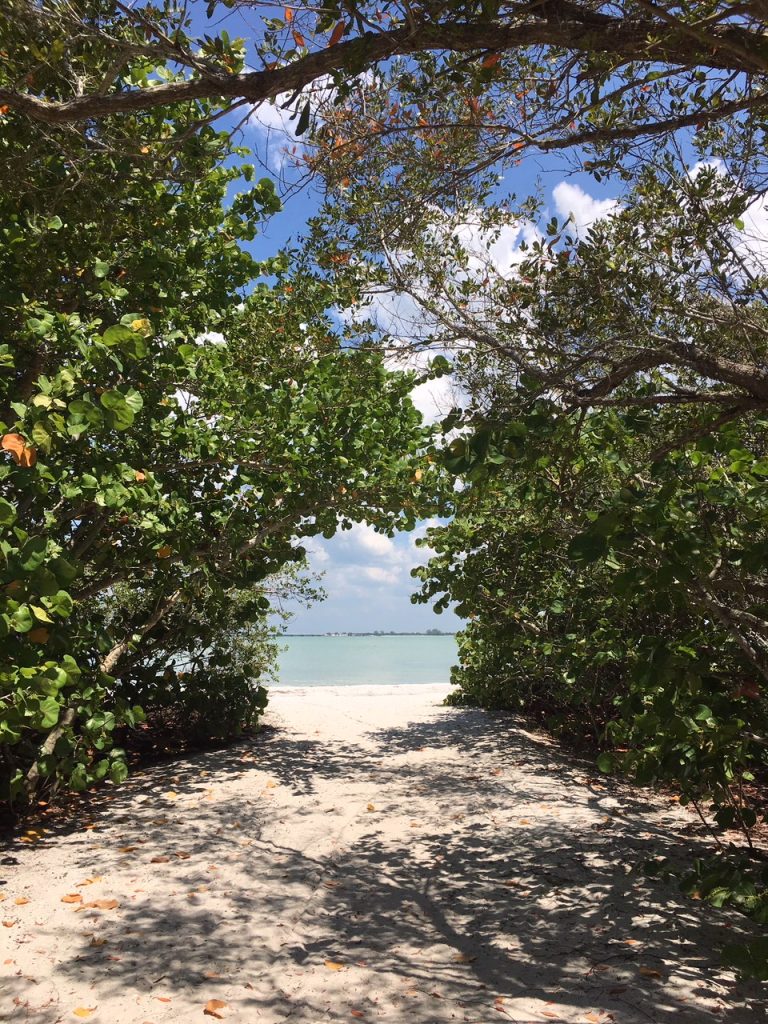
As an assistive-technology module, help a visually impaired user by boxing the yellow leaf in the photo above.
[61,893,83,904]
[204,999,228,1019]
[366,803,375,812]
[157,545,173,559]
[14,897,30,906]
[73,1008,96,1018]
[324,960,345,971]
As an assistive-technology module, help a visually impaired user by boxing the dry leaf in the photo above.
[518,819,531,825]
[2,920,16,928]
[155,997,172,1003]
[174,852,191,860]
[62,893,83,904]
[482,53,502,69]
[452,953,477,963]
[541,1013,561,1021]
[14,898,30,906]
[119,846,137,853]
[350,1012,364,1020]
[584,1014,603,1022]
[203,971,222,979]
[77,877,103,887]
[366,803,375,812]
[622,939,640,946]
[328,20,346,46]
[203,999,228,1019]
[165,791,178,800]
[639,966,662,978]
[89,937,108,947]
[324,960,345,971]
[2,432,36,467]
[150,856,170,864]
[73,1008,96,1018]
[85,899,119,910]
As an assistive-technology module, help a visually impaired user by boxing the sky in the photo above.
[184,4,626,633]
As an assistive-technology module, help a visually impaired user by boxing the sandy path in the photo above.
[1,684,765,1023]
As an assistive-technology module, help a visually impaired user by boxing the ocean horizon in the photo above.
[275,633,458,687]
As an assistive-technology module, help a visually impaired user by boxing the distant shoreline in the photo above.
[284,632,457,637]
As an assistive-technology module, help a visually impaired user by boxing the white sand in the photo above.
[1,684,765,1022]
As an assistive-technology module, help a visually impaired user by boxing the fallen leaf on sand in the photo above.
[324,960,345,971]
[351,1012,365,1019]
[14,898,30,906]
[83,899,119,910]
[366,803,375,812]
[119,846,138,853]
[203,971,222,979]
[518,819,531,825]
[174,852,191,860]
[584,1014,603,1022]
[2,920,16,928]
[73,1008,96,1018]
[541,1013,561,1021]
[265,781,277,789]
[639,966,662,978]
[62,893,83,904]
[203,999,228,1018]
[77,877,103,887]
[165,791,178,800]
[452,953,476,963]
[150,856,170,864]
[622,939,640,946]
[89,938,108,947]
[155,997,172,1003]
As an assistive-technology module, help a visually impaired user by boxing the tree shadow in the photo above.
[4,703,765,1023]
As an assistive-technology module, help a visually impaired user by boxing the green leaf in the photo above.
[0,497,17,527]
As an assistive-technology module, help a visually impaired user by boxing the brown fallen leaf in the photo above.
[639,966,662,978]
[351,1012,365,1019]
[366,803,375,812]
[89,937,108,947]
[73,1008,96,1018]
[452,952,477,963]
[77,877,103,887]
[119,846,138,853]
[2,920,16,928]
[14,898,30,906]
[84,899,119,910]
[62,893,83,904]
[174,852,191,860]
[150,856,170,864]
[203,999,228,1019]
[203,971,222,979]
[324,960,345,971]
[518,819,531,825]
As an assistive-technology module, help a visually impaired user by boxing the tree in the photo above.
[0,45,437,803]
[1,1,766,175]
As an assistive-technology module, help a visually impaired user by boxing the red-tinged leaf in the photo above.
[292,30,305,47]
[284,6,293,22]
[2,432,36,467]
[329,20,346,46]
[351,1013,364,1020]
[2,920,16,928]
[151,856,171,863]
[481,53,501,69]
[204,999,228,1019]
[156,996,172,1003]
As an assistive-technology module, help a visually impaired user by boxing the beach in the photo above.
[2,684,764,1023]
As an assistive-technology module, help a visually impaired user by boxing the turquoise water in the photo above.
[276,634,458,687]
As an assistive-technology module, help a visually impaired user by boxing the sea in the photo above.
[275,634,458,687]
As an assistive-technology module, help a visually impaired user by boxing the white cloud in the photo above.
[552,181,621,233]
